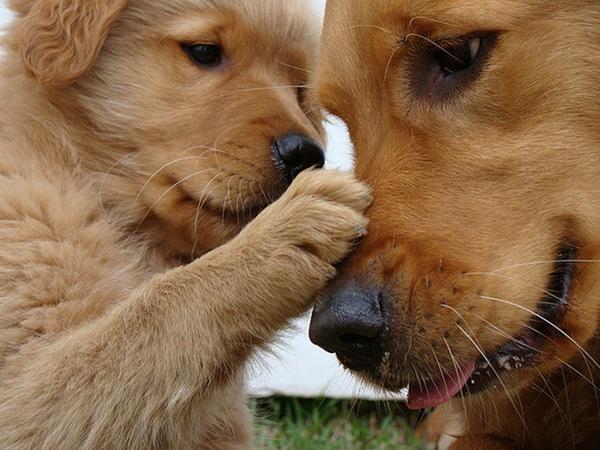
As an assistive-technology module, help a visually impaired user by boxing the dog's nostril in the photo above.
[273,133,325,182]
[309,282,386,368]
[340,334,377,347]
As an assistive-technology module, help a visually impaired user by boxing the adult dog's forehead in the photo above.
[324,0,541,26]
[318,0,549,120]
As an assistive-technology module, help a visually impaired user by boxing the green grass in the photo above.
[252,398,427,450]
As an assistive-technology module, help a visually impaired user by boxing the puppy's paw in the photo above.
[272,169,371,263]
[283,169,373,219]
[239,169,371,291]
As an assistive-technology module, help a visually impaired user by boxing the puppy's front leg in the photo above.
[0,170,369,450]
[189,169,371,360]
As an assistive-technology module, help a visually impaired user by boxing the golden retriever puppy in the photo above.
[310,1,600,449]
[0,0,371,448]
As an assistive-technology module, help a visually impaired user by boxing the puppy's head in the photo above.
[310,0,600,409]
[8,0,324,258]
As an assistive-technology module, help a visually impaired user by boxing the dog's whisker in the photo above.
[225,84,314,93]
[207,146,225,174]
[221,175,234,228]
[245,182,260,223]
[102,152,140,177]
[443,338,469,419]
[464,259,600,275]
[479,295,600,371]
[580,351,600,421]
[275,60,315,75]
[190,173,225,259]
[130,145,229,210]
[134,169,217,232]
[559,367,576,446]
[442,303,528,430]
[465,271,587,313]
[532,366,570,425]
[383,44,402,85]
[257,182,270,209]
[346,24,397,36]
[302,105,323,116]
[470,312,540,354]
[430,345,452,403]
[130,156,212,212]
[235,178,244,225]
[454,323,529,431]
[407,15,460,31]
[411,365,427,399]
[555,357,600,393]
[97,152,143,197]
[195,173,224,216]
[403,33,465,64]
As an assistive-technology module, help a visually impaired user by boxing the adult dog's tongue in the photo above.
[407,360,476,410]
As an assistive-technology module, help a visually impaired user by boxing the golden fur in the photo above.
[0,0,370,448]
[317,1,600,449]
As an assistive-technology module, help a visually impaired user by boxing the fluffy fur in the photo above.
[317,1,600,449]
[0,0,370,448]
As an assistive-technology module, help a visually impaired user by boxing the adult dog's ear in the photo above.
[14,0,128,86]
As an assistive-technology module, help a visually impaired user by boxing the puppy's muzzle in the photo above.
[309,281,385,370]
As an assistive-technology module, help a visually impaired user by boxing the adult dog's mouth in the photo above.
[407,244,578,410]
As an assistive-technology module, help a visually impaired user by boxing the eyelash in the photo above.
[408,32,499,102]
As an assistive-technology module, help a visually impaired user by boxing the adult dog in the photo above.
[0,0,370,448]
[310,1,600,449]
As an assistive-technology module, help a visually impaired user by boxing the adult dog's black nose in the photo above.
[273,133,325,182]
[309,282,385,370]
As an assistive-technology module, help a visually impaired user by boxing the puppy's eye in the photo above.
[436,37,481,76]
[182,43,223,67]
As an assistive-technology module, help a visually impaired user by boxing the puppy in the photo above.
[310,1,600,449]
[0,0,370,448]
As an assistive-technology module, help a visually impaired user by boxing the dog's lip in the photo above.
[461,244,578,396]
[337,352,373,371]
[363,244,578,402]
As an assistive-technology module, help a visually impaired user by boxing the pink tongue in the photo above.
[407,360,476,410]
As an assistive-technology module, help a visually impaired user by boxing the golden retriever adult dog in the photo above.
[0,0,371,448]
[310,1,600,449]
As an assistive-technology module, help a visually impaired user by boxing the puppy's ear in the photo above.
[7,0,35,16]
[15,0,127,86]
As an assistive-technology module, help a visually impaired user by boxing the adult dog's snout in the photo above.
[309,282,385,370]
[273,133,325,182]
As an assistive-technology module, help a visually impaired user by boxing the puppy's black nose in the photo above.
[309,282,385,370]
[273,133,325,182]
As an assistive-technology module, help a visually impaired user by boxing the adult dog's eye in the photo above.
[410,32,498,102]
[436,37,481,76]
[182,43,223,67]
[296,85,306,106]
